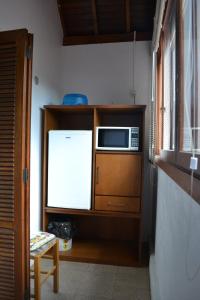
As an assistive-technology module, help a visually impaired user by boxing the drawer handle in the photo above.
[96,167,99,184]
[107,202,126,207]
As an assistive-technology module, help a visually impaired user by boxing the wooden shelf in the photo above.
[43,105,94,113]
[44,104,146,112]
[95,150,143,155]
[59,239,142,267]
[45,207,141,219]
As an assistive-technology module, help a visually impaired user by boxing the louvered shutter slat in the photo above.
[0,41,15,232]
[0,229,15,299]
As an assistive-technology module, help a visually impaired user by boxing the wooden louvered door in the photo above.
[0,30,32,300]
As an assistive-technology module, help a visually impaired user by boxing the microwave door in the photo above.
[97,128,129,150]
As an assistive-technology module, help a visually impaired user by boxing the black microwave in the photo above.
[96,127,139,151]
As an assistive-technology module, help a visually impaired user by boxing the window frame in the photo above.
[155,0,200,199]
[157,0,177,167]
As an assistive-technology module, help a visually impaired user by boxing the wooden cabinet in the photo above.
[95,153,141,197]
[95,153,142,214]
[95,196,140,213]
[42,105,146,266]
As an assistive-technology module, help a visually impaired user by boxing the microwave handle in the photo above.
[96,166,99,184]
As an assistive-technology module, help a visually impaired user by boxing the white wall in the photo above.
[150,169,200,300]
[60,42,151,105]
[60,41,152,240]
[0,0,63,233]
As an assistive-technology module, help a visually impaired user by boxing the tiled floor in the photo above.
[32,261,151,300]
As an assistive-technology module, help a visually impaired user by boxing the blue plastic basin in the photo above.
[63,94,88,105]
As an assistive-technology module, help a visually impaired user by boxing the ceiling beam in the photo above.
[125,0,131,33]
[63,32,152,46]
[91,0,98,35]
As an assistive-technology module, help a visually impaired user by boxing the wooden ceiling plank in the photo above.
[125,0,131,33]
[91,0,98,35]
[63,32,152,46]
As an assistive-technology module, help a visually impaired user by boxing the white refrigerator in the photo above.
[47,130,92,210]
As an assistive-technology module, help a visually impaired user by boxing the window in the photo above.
[149,51,157,161]
[181,0,200,153]
[163,6,176,150]
[153,0,200,186]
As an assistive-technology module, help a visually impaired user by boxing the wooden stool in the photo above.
[30,239,59,300]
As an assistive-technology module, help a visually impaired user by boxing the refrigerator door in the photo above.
[47,130,92,210]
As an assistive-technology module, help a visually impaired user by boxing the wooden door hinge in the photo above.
[23,168,29,184]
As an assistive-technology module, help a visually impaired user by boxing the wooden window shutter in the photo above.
[0,29,32,300]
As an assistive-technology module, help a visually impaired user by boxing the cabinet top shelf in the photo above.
[43,104,146,113]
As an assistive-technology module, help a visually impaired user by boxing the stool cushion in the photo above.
[30,231,55,251]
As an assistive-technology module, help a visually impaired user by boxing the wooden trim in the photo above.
[63,32,152,46]
[155,37,164,154]
[24,33,33,300]
[159,149,200,177]
[156,158,200,204]
[91,0,98,35]
[125,0,131,33]
[14,29,29,300]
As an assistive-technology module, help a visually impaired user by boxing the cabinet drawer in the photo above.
[95,196,140,213]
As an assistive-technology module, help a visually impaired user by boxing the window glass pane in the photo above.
[163,9,176,150]
[163,45,171,149]
[182,0,194,151]
[196,0,200,152]
[182,0,200,153]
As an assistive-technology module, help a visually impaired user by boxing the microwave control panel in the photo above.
[131,127,139,150]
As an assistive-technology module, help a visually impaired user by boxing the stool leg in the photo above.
[53,239,59,293]
[34,256,41,300]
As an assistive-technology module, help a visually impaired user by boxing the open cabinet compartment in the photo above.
[95,107,144,152]
[46,213,140,266]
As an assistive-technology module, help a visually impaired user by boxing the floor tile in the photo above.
[112,282,137,300]
[134,289,151,300]
[77,272,115,298]
[88,263,117,275]
[115,266,150,289]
